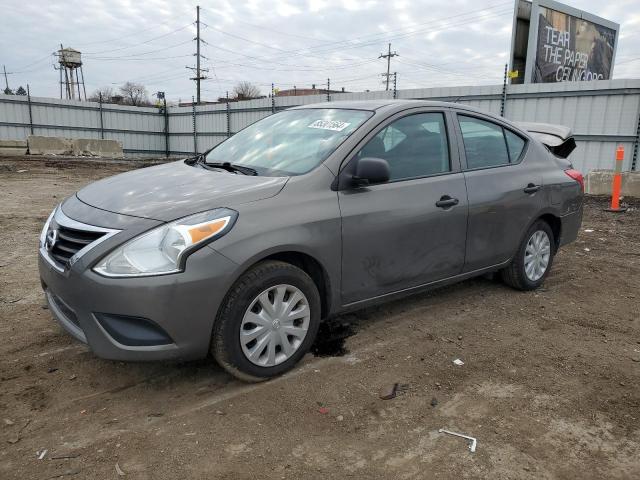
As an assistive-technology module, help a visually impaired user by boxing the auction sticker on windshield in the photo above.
[307,120,351,132]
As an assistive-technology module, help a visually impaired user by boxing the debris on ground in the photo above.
[37,448,48,460]
[379,383,398,400]
[6,418,31,445]
[438,429,477,453]
[49,469,81,478]
[318,407,330,414]
[51,453,81,460]
[115,462,126,476]
[443,337,464,348]
[453,359,464,366]
[431,397,438,407]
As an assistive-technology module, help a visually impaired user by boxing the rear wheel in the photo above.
[501,220,555,291]
[212,261,321,382]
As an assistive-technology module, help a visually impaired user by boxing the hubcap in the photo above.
[524,230,551,282]
[240,284,311,367]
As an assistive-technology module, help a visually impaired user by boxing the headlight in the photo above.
[40,206,58,249]
[93,208,237,277]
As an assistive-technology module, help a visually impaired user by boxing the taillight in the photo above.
[565,169,584,192]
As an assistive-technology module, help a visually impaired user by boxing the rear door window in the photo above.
[458,115,509,169]
[504,129,526,162]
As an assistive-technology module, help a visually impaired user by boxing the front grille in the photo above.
[49,223,106,267]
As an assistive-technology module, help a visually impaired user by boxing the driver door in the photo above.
[338,110,468,305]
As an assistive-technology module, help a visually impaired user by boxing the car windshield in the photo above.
[205,108,372,176]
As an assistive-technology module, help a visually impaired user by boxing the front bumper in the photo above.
[38,200,239,362]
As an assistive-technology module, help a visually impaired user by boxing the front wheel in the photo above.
[211,261,321,382]
[501,220,555,291]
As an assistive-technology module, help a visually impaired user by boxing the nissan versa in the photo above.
[39,100,583,381]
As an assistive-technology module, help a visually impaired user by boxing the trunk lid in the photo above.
[516,122,577,158]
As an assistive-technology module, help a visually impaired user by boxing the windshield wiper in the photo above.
[185,152,206,166]
[203,161,257,176]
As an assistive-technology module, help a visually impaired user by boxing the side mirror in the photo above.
[352,157,390,187]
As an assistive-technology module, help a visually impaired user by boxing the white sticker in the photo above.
[307,119,351,132]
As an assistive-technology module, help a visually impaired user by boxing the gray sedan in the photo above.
[38,100,583,381]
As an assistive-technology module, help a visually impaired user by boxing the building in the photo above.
[276,85,348,97]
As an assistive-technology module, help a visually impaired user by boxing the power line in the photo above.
[84,39,193,59]
[77,13,193,47]
[397,58,498,80]
[5,53,54,74]
[199,2,510,64]
[83,23,194,55]
[199,3,511,66]
[85,54,193,62]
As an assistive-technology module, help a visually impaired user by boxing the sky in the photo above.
[1,0,639,103]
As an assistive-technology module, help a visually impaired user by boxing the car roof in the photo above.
[291,99,493,116]
[291,99,460,111]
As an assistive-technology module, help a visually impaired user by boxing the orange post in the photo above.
[606,145,627,213]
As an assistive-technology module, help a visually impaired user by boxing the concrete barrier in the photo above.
[74,138,124,158]
[27,136,123,158]
[27,136,74,155]
[586,170,640,197]
[0,139,28,156]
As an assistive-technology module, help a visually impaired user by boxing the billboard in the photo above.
[509,0,619,84]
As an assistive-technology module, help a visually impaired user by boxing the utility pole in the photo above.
[393,72,397,99]
[2,65,9,92]
[196,5,201,103]
[186,5,208,104]
[379,43,399,91]
[500,63,508,117]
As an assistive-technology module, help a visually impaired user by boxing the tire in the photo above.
[501,220,555,291]
[211,260,321,382]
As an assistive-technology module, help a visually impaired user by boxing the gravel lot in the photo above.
[1,157,639,479]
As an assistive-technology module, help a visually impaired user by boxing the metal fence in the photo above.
[1,79,639,173]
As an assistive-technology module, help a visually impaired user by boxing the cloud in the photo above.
[0,0,636,101]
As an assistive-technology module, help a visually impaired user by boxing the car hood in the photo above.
[76,160,288,221]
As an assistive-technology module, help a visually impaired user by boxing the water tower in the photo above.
[55,45,87,101]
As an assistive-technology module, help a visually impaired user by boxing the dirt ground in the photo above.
[0,157,639,480]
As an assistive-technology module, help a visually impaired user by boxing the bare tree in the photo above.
[232,81,261,100]
[119,81,150,106]
[89,86,115,103]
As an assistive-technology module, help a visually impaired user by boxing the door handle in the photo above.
[524,183,541,194]
[435,195,459,209]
